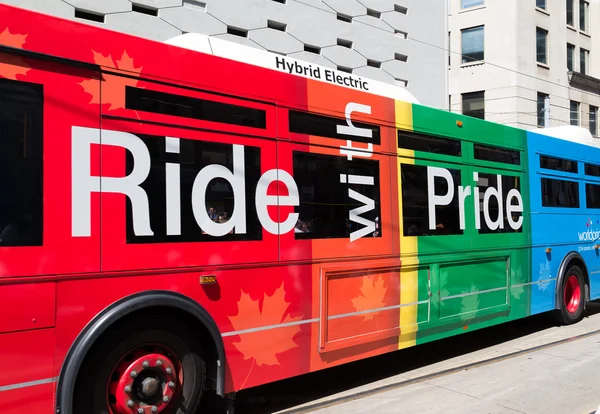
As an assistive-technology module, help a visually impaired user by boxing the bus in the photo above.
[0,4,598,413]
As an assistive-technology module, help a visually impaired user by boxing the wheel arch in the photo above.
[555,251,590,308]
[55,290,226,414]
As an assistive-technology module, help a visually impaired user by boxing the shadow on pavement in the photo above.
[204,301,600,414]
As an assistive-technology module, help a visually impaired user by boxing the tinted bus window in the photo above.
[474,144,520,165]
[0,79,43,246]
[477,173,522,233]
[292,151,381,239]
[586,183,600,208]
[540,155,578,173]
[401,164,463,236]
[125,134,263,243]
[397,130,461,156]
[585,163,600,177]
[541,178,579,208]
[125,86,267,129]
[288,110,381,145]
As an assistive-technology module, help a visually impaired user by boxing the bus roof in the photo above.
[528,125,600,149]
[164,32,419,105]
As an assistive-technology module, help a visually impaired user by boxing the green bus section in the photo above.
[399,104,532,345]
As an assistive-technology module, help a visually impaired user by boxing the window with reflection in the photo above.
[292,151,381,240]
[0,78,43,247]
[541,178,579,208]
[125,134,263,243]
[476,173,523,234]
[401,164,463,236]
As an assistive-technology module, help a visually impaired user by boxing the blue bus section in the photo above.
[527,130,600,315]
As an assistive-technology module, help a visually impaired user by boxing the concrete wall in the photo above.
[6,0,448,109]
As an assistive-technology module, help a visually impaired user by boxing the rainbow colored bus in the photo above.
[0,4,598,414]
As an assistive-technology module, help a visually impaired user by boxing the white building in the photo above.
[449,0,600,136]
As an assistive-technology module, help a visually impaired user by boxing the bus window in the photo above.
[125,86,267,129]
[400,163,463,236]
[288,110,381,145]
[292,151,381,239]
[540,155,578,173]
[0,78,43,247]
[584,163,600,177]
[473,143,520,165]
[586,183,600,208]
[125,133,264,243]
[541,177,579,208]
[397,130,461,157]
[477,173,523,233]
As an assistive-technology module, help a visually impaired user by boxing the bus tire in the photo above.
[556,265,585,325]
[73,316,206,414]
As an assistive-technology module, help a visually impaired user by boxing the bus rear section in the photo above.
[527,130,600,324]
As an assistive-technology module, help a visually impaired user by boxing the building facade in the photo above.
[7,0,448,109]
[449,0,600,135]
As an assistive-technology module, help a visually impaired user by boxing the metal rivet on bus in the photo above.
[168,381,175,389]
[130,370,138,378]
[165,368,172,375]
[151,406,158,413]
[156,360,163,367]
[138,409,144,414]
[127,400,135,408]
[142,361,149,368]
[124,385,132,393]
[163,395,169,403]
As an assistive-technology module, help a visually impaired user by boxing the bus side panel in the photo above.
[527,131,600,310]
[0,49,101,278]
[401,105,533,345]
[0,329,55,414]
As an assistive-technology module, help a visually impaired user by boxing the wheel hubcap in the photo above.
[564,275,581,314]
[107,346,182,414]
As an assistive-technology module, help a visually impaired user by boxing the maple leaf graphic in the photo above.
[80,50,143,111]
[229,284,301,367]
[351,275,387,321]
[0,28,29,80]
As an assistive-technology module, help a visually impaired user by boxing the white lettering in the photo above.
[427,166,455,230]
[191,144,246,237]
[255,169,300,235]
[71,126,153,237]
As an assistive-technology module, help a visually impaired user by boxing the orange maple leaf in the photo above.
[229,284,301,367]
[0,28,29,80]
[351,275,387,321]
[80,50,143,111]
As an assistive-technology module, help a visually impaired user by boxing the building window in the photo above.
[580,0,589,31]
[567,0,574,26]
[462,0,483,8]
[570,100,580,125]
[537,0,546,9]
[461,26,484,63]
[590,105,598,136]
[537,92,549,127]
[567,43,575,71]
[536,27,548,65]
[580,48,589,75]
[462,91,485,119]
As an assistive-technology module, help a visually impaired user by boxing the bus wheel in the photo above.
[556,265,585,325]
[74,317,206,414]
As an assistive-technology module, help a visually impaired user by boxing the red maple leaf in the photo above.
[351,275,387,321]
[80,50,143,110]
[0,27,30,80]
[228,283,301,367]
